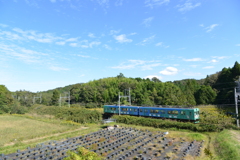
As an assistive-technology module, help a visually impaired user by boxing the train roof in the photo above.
[104,105,199,110]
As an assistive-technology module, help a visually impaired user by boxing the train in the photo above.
[103,105,200,123]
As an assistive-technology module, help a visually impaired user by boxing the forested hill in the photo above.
[4,61,240,109]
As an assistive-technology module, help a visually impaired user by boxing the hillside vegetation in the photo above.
[1,62,238,112]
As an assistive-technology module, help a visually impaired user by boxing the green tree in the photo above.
[51,89,60,106]
[117,73,125,78]
[0,85,13,113]
[232,61,240,80]
[195,85,217,104]
[151,77,161,82]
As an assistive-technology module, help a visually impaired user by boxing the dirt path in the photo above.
[4,127,88,147]
[230,130,240,143]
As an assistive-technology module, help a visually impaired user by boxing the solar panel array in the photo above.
[1,127,203,160]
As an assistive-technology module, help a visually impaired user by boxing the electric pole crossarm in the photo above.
[33,94,42,104]
[118,88,131,116]
[59,91,70,108]
[234,76,240,128]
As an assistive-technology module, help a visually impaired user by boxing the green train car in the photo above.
[104,105,200,123]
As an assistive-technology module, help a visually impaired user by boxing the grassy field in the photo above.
[0,115,79,146]
[214,130,240,160]
[1,105,239,160]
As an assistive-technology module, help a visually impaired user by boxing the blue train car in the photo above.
[119,106,139,115]
[104,105,139,116]
[103,105,200,123]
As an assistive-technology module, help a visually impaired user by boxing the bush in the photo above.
[32,105,102,124]
[112,115,226,132]
[65,147,103,160]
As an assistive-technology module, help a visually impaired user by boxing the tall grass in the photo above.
[215,130,240,160]
[0,115,78,147]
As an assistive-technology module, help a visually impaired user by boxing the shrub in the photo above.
[32,105,102,124]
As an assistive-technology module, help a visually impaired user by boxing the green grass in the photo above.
[0,115,79,147]
[0,116,102,154]
[214,130,240,160]
[1,114,240,160]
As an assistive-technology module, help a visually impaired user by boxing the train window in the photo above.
[150,110,154,113]
[140,109,143,112]
[190,112,192,116]
[161,110,165,114]
[129,108,132,111]
[122,108,128,111]
[154,110,159,113]
[168,111,172,114]
[180,111,186,115]
[144,109,148,112]
[173,110,178,114]
[134,109,137,112]
[111,108,116,111]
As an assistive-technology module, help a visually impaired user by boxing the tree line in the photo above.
[0,61,239,113]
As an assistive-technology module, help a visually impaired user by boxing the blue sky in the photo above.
[0,0,240,92]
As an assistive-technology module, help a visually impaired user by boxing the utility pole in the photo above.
[234,76,240,127]
[118,88,131,115]
[59,94,61,107]
[59,91,70,108]
[33,93,42,104]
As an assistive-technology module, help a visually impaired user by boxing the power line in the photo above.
[33,93,42,104]
[59,91,70,108]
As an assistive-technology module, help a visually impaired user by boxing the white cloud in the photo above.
[0,23,8,28]
[1,26,84,47]
[159,67,178,75]
[12,28,61,43]
[89,41,101,47]
[145,0,170,8]
[66,37,79,42]
[236,44,240,46]
[0,31,22,41]
[129,32,137,35]
[190,65,198,68]
[142,63,161,70]
[0,43,48,64]
[56,41,66,45]
[115,0,123,6]
[156,42,163,46]
[76,54,90,58]
[88,33,95,38]
[49,66,69,71]
[145,75,162,80]
[114,34,132,43]
[112,63,136,70]
[205,24,219,32]
[78,74,85,77]
[110,30,121,35]
[177,0,201,12]
[210,59,218,63]
[112,60,161,70]
[103,44,112,50]
[68,40,101,48]
[69,43,78,47]
[96,0,110,8]
[155,42,169,48]
[138,35,155,45]
[183,58,203,61]
[142,17,154,27]
[211,56,228,60]
[203,66,214,69]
